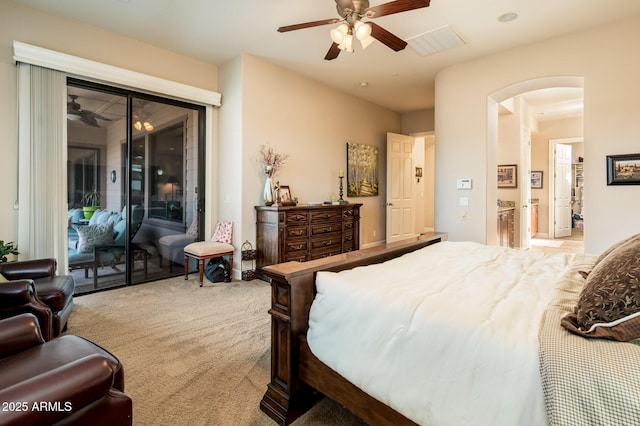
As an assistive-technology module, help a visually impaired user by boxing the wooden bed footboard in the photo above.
[259,233,445,425]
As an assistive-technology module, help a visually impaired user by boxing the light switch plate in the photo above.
[457,178,472,189]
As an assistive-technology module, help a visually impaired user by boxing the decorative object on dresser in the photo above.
[276,184,297,206]
[347,142,379,197]
[255,203,362,279]
[259,144,290,206]
[497,164,517,188]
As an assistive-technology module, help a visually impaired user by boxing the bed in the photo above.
[259,232,640,425]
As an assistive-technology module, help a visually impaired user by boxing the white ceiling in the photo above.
[14,0,640,116]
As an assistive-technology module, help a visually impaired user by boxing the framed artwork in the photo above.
[497,165,518,188]
[531,171,543,189]
[347,142,379,197]
[607,153,640,185]
[277,185,296,206]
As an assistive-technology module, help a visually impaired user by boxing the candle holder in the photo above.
[339,176,344,201]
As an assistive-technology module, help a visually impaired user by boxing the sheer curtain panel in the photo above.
[17,64,68,273]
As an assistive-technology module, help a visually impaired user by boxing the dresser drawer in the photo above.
[342,230,354,244]
[285,239,307,252]
[285,251,308,262]
[310,232,342,251]
[286,226,307,238]
[286,212,308,224]
[310,222,342,236]
[310,210,342,222]
[309,246,342,260]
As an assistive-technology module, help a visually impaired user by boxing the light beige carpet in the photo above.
[65,275,365,426]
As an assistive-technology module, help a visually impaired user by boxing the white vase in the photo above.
[263,177,274,206]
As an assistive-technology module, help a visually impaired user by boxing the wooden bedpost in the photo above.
[259,265,317,425]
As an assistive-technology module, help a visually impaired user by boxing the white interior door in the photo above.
[554,143,572,238]
[386,132,416,243]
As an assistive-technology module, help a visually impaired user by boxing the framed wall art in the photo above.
[347,142,379,197]
[531,171,543,189]
[497,164,517,188]
[607,153,640,185]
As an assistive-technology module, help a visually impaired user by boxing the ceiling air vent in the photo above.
[406,25,466,56]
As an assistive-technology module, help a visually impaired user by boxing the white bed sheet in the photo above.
[307,241,576,426]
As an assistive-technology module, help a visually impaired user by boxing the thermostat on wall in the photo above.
[457,178,472,189]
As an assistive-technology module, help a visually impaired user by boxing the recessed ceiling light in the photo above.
[359,82,369,88]
[498,12,519,23]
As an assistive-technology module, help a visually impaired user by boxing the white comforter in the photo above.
[307,241,576,426]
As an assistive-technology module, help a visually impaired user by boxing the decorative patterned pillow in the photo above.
[595,233,640,266]
[186,219,198,238]
[562,237,640,341]
[76,222,114,253]
[211,221,232,244]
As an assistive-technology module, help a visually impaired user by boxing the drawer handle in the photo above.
[291,230,304,236]
[291,244,304,250]
[324,240,333,246]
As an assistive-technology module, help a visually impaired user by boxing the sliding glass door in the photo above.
[67,80,205,294]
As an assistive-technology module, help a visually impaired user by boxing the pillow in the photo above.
[76,222,114,253]
[561,237,640,341]
[595,233,640,266]
[186,219,198,238]
[211,221,232,244]
[577,233,640,279]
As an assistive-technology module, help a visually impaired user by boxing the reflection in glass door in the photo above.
[67,82,204,294]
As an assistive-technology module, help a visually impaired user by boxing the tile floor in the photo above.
[529,229,584,255]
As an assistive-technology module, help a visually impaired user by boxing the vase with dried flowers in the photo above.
[259,144,289,206]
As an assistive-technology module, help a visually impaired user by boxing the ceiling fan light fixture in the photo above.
[340,33,354,52]
[354,21,372,40]
[360,35,375,50]
[330,23,349,44]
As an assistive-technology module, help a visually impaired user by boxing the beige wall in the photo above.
[220,54,401,249]
[435,15,640,254]
[0,2,218,246]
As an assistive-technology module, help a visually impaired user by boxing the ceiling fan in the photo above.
[67,95,112,128]
[278,0,431,60]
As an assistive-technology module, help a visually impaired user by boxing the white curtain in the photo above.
[17,63,68,273]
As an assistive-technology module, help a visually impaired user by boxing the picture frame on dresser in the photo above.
[277,185,296,206]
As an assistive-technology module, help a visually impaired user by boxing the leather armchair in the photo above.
[0,258,74,340]
[0,314,132,425]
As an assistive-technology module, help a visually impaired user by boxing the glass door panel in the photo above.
[67,83,205,294]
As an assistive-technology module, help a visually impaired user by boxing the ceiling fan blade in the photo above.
[335,0,356,13]
[278,18,341,32]
[325,42,342,60]
[369,22,407,51]
[365,0,431,18]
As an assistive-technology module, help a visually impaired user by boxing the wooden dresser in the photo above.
[255,203,362,275]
